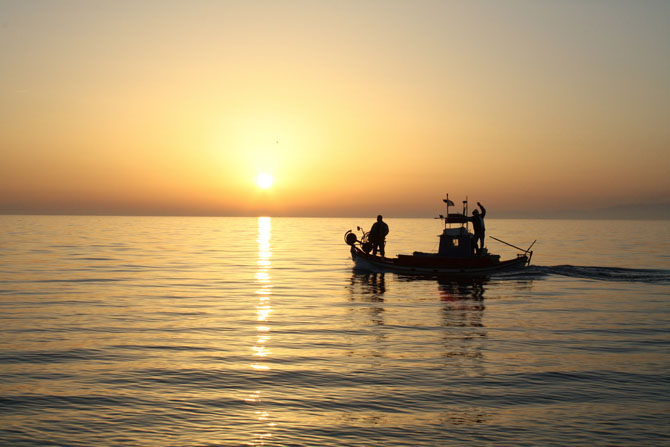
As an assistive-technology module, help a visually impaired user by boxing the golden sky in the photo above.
[1,1,668,217]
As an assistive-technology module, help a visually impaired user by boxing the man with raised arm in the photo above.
[469,202,486,255]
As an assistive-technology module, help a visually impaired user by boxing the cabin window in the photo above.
[452,239,459,247]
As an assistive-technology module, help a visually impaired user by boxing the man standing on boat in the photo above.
[369,215,389,257]
[470,202,486,255]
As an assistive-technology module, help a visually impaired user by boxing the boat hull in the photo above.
[351,246,529,275]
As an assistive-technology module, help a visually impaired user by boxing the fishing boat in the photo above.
[344,195,534,275]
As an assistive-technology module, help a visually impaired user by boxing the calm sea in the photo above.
[0,216,668,446]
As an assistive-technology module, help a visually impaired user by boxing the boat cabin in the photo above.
[411,211,475,259]
[438,226,472,257]
[436,197,475,258]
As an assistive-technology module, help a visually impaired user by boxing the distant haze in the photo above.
[500,203,670,221]
[1,1,668,218]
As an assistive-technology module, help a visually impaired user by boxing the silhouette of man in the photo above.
[469,202,486,255]
[369,215,389,257]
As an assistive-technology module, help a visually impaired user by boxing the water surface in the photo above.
[1,216,668,445]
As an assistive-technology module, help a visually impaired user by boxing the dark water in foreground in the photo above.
[0,216,668,446]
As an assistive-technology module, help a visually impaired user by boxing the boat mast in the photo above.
[446,193,450,229]
[443,193,455,229]
[463,196,469,232]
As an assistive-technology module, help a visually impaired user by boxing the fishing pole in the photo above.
[490,236,536,254]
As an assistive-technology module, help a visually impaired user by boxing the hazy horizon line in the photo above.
[2,212,668,221]
[2,200,668,220]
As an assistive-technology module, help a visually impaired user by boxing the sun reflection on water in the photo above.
[253,216,273,370]
[248,216,275,445]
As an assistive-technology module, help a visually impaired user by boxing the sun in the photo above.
[256,173,274,189]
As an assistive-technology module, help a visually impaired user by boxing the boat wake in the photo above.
[499,265,670,284]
